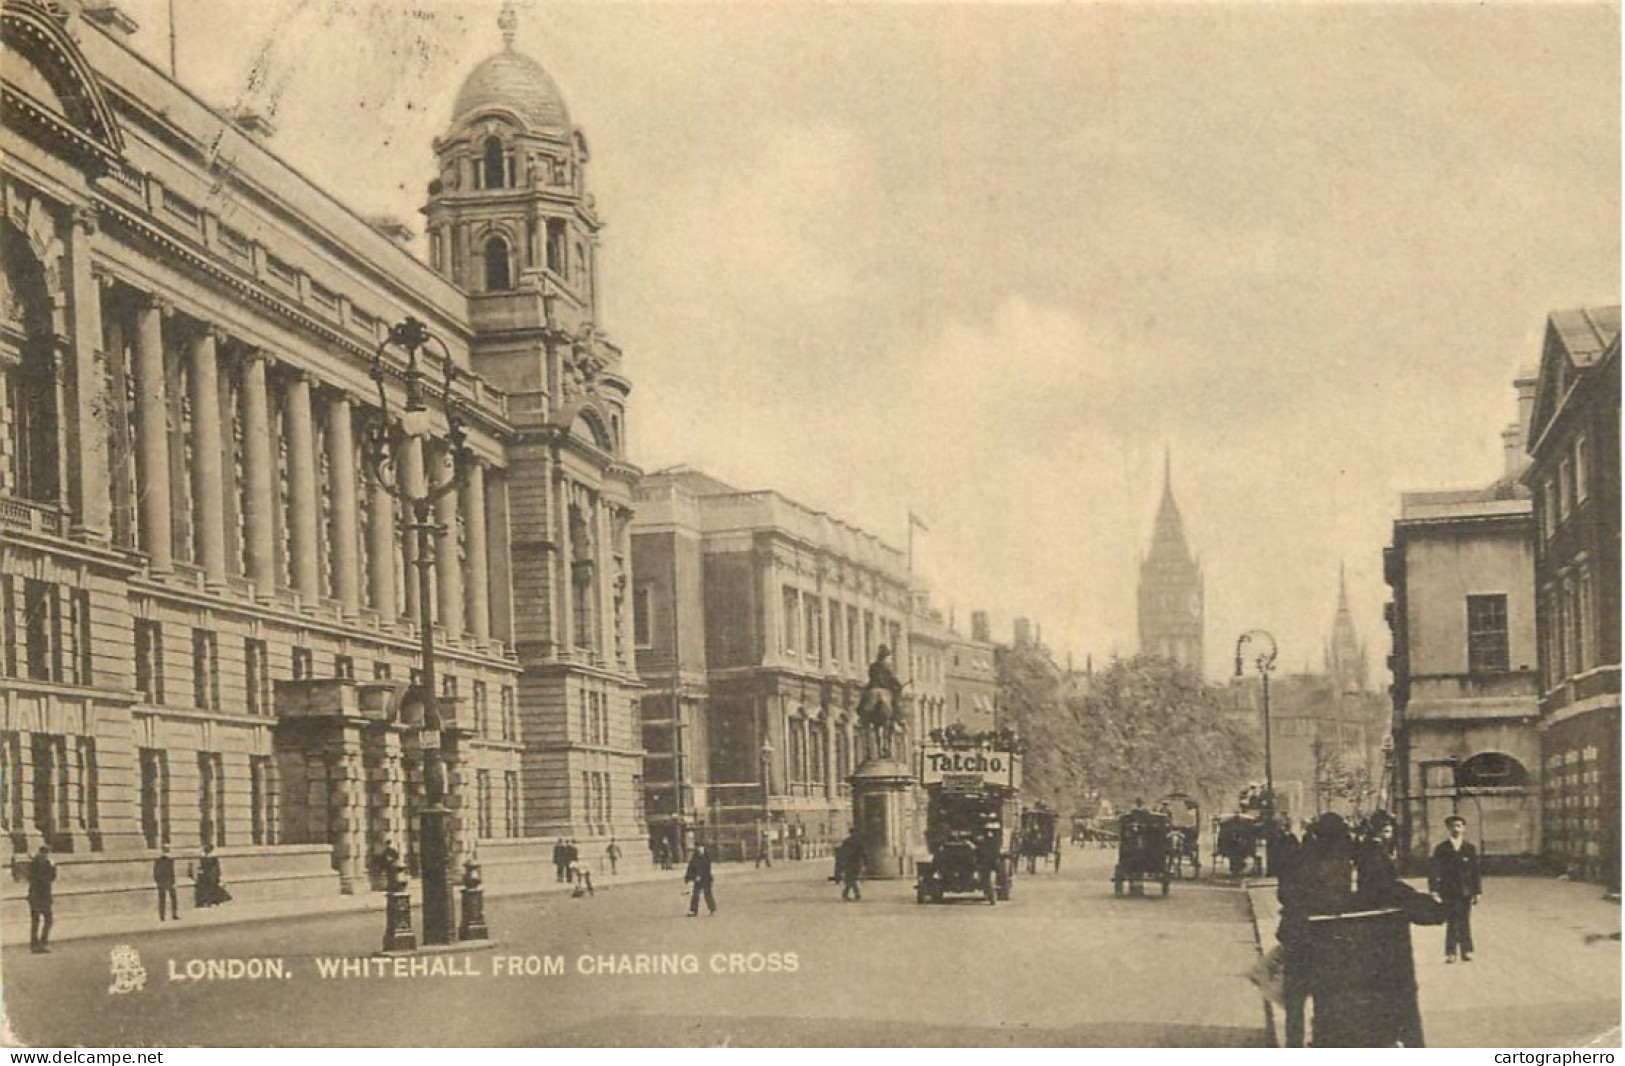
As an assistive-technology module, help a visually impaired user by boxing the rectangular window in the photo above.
[805,598,822,665]
[473,680,489,737]
[292,646,314,680]
[501,685,517,741]
[863,612,875,663]
[136,620,164,704]
[1466,594,1510,673]
[847,606,860,668]
[828,600,841,663]
[1574,434,1589,503]
[476,769,493,839]
[62,588,91,685]
[23,579,55,681]
[197,751,225,846]
[334,654,355,681]
[1558,457,1574,520]
[193,629,219,710]
[504,770,520,837]
[74,736,99,845]
[0,576,15,677]
[1543,478,1558,540]
[633,584,652,648]
[245,639,270,716]
[139,747,169,849]
[373,661,392,681]
[781,587,799,654]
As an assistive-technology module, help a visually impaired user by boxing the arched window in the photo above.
[482,137,506,190]
[484,236,512,292]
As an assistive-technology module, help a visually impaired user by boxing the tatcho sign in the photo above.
[919,746,1021,791]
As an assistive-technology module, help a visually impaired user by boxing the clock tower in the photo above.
[1137,450,1205,675]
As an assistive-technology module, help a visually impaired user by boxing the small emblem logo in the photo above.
[107,944,146,995]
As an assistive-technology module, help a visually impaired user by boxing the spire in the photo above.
[1164,443,1172,497]
[499,0,518,50]
[1338,559,1349,610]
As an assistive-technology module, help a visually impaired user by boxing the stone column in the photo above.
[284,373,320,603]
[824,713,838,801]
[462,461,490,645]
[434,445,463,642]
[368,471,398,623]
[241,352,277,596]
[133,300,172,573]
[327,392,361,618]
[67,209,109,542]
[189,329,227,587]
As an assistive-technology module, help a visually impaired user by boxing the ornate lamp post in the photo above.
[365,316,471,946]
[1234,629,1279,824]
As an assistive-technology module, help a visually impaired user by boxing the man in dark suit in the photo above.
[838,828,866,902]
[154,844,179,921]
[684,843,716,917]
[1429,814,1482,963]
[27,845,55,953]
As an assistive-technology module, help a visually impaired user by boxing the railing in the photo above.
[0,496,66,537]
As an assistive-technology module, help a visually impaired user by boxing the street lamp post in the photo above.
[1234,629,1279,825]
[365,316,472,947]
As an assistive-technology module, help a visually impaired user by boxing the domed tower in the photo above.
[1137,449,1205,674]
[430,3,641,846]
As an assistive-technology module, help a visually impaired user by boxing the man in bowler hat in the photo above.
[684,843,716,917]
[154,844,180,921]
[1429,814,1482,962]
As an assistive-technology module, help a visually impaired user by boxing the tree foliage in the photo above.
[998,649,1258,813]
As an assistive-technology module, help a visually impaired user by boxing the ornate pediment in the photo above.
[1,0,125,166]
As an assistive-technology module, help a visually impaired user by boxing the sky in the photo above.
[113,0,1619,679]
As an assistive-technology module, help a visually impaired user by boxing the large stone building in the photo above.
[1384,378,1542,868]
[1523,306,1620,887]
[1138,453,1204,674]
[631,468,912,859]
[0,0,642,923]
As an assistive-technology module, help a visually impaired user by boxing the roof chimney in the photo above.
[81,0,139,38]
[971,610,990,644]
[223,105,277,140]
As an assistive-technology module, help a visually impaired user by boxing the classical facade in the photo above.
[1384,378,1542,868]
[1523,306,1620,887]
[631,467,911,859]
[0,0,641,921]
[1138,453,1204,674]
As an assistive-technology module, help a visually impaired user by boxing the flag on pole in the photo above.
[908,511,930,532]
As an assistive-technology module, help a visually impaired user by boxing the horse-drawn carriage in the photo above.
[1159,793,1202,879]
[1018,806,1062,874]
[1213,813,1267,876]
[1113,809,1173,897]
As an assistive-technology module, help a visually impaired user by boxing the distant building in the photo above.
[630,468,912,858]
[1138,452,1204,674]
[944,625,999,733]
[1384,378,1541,868]
[1523,306,1620,887]
[1230,575,1388,823]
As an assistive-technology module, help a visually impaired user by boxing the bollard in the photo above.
[382,849,417,953]
[458,855,490,941]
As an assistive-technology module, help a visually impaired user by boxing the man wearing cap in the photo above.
[1429,814,1482,962]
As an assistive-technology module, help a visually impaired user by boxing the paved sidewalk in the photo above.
[0,859,813,950]
[1247,875,1621,1048]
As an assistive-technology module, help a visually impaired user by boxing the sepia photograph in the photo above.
[0,0,1618,1049]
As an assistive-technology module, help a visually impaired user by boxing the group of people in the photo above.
[553,837,625,897]
[153,843,232,920]
[21,841,233,954]
[1272,810,1481,1047]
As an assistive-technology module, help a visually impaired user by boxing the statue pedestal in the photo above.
[848,758,916,879]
